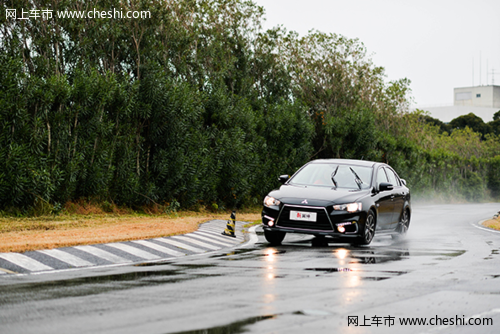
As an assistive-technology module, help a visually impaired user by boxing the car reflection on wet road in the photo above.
[1,203,500,334]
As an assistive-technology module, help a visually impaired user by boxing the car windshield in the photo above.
[289,163,373,190]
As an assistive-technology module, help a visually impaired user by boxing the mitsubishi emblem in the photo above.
[301,199,308,204]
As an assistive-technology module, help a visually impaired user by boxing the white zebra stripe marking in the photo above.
[193,231,241,244]
[131,240,184,257]
[199,226,227,234]
[0,253,53,272]
[171,236,220,250]
[197,229,243,241]
[0,219,256,275]
[37,249,93,267]
[187,233,235,247]
[74,245,131,264]
[106,243,160,260]
[154,238,204,253]
[200,223,243,235]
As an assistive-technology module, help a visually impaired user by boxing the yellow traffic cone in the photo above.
[221,211,236,237]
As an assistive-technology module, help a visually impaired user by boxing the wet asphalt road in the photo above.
[1,203,500,334]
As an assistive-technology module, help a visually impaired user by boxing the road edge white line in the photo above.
[471,219,500,234]
[237,225,259,248]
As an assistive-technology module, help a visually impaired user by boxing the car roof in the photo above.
[308,159,380,168]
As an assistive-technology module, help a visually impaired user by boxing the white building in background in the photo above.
[417,85,500,123]
[454,85,500,108]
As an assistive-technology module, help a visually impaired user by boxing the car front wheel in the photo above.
[354,210,375,246]
[264,230,286,245]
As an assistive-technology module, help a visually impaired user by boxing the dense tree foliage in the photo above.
[1,0,499,215]
[449,113,490,138]
[418,114,451,134]
[488,111,500,136]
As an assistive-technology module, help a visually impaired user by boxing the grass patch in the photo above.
[243,219,262,228]
[0,209,261,253]
[483,217,500,231]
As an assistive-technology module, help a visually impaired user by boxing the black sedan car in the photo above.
[261,159,411,245]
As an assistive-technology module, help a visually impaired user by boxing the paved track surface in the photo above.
[1,203,500,334]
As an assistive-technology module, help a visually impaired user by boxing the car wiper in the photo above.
[330,166,339,189]
[349,167,363,190]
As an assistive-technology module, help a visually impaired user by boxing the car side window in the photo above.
[385,168,400,187]
[376,168,388,186]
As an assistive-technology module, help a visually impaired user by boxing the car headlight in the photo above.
[264,196,281,207]
[333,202,362,213]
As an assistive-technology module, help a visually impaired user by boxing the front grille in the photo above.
[277,205,333,231]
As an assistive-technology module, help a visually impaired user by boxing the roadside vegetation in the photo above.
[1,0,500,221]
[483,217,500,231]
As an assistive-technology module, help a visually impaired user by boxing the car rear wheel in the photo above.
[354,210,375,246]
[264,230,286,245]
[392,208,410,240]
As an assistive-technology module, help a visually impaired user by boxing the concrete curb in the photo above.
[0,219,255,277]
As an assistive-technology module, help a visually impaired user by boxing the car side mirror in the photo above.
[278,175,290,184]
[400,179,407,186]
[379,182,394,192]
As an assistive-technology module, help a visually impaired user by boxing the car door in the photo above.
[374,167,394,230]
[385,167,405,228]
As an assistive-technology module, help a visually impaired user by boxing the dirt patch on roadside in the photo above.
[0,212,260,253]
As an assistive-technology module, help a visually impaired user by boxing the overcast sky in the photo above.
[253,0,500,108]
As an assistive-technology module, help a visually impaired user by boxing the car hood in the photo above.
[269,184,370,207]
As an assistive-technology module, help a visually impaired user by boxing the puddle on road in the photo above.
[208,242,465,267]
[209,247,287,261]
[169,308,335,334]
[169,314,277,334]
[209,248,258,259]
[348,249,466,264]
[349,251,410,264]
[293,309,332,316]
[305,267,408,281]
[78,269,182,282]
[172,264,217,269]
[305,267,353,273]
[360,277,391,281]
[435,250,467,259]
[1,240,468,305]
[483,248,498,260]
[0,269,220,305]
[135,261,173,267]
[210,248,287,261]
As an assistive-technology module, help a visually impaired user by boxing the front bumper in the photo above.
[262,204,365,237]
